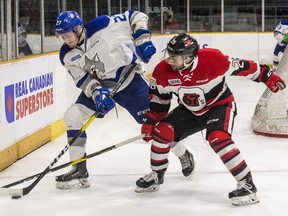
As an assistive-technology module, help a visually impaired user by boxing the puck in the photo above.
[11,194,22,199]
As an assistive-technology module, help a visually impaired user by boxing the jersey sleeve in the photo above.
[126,10,149,33]
[207,49,264,81]
[226,56,270,82]
[148,62,173,121]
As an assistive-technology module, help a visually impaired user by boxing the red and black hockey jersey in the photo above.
[149,48,266,118]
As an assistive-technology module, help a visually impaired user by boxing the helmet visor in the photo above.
[56,31,78,47]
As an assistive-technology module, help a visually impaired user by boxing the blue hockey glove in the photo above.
[94,88,115,115]
[132,29,156,63]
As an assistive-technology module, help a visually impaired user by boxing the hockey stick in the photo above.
[0,62,138,198]
[0,134,143,190]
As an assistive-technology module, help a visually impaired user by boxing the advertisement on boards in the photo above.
[0,56,56,150]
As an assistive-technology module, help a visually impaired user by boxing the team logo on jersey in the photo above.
[183,93,201,106]
[83,53,106,79]
[168,79,182,85]
[178,87,206,111]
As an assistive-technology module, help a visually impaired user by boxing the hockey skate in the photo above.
[228,172,259,206]
[55,161,90,190]
[135,169,166,193]
[179,150,195,177]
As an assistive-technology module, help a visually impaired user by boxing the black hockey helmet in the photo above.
[167,33,199,57]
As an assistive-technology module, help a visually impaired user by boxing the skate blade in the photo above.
[56,178,90,190]
[135,184,160,193]
[231,193,260,206]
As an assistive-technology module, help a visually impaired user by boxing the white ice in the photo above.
[1,77,288,216]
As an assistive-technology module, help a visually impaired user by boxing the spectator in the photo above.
[18,9,33,56]
[163,7,179,34]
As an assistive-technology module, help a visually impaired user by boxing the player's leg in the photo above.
[56,93,95,189]
[206,102,259,205]
[114,74,193,176]
[113,73,150,123]
[170,141,195,177]
[273,44,286,70]
[135,105,201,192]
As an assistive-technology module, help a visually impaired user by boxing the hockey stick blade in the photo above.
[1,134,142,190]
[0,62,139,197]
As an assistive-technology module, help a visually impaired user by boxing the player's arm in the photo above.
[149,78,172,119]
[125,10,156,63]
[141,74,172,142]
[226,56,285,92]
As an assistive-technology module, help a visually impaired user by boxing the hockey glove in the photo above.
[282,34,288,43]
[141,112,157,142]
[132,29,156,63]
[94,88,115,115]
[257,66,286,93]
[265,72,286,92]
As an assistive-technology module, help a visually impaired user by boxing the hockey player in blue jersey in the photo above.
[273,20,288,70]
[55,10,195,189]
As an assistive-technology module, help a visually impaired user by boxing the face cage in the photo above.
[163,49,195,70]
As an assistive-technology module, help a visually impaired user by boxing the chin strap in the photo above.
[179,55,195,71]
[76,27,85,45]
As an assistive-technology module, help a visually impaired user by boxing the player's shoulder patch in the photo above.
[85,16,110,38]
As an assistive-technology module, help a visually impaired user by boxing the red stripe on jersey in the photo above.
[230,160,246,173]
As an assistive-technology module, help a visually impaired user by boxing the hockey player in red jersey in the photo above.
[135,33,286,206]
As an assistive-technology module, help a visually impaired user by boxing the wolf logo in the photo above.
[83,53,106,79]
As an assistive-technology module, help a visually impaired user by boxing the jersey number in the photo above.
[231,58,244,68]
[113,15,127,23]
